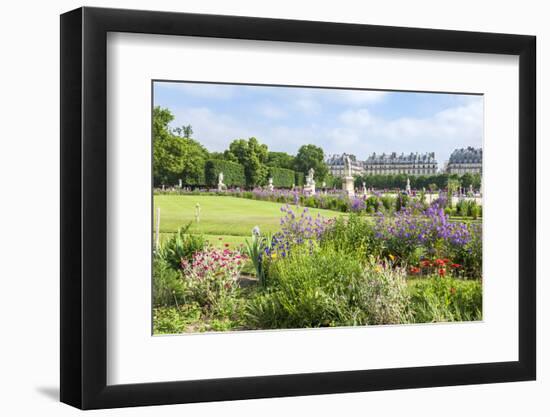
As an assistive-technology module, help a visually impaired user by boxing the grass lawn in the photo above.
[154,195,345,247]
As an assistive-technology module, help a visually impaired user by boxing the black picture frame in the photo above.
[60,6,536,410]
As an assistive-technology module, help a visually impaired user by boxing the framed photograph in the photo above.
[60,6,536,410]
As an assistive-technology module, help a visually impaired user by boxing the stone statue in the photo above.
[304,168,316,194]
[344,154,352,177]
[217,171,226,191]
[268,177,274,192]
[406,177,411,194]
[306,168,315,185]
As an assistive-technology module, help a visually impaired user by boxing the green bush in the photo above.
[246,246,367,329]
[408,277,482,323]
[357,265,411,325]
[152,257,185,307]
[204,159,245,187]
[295,171,304,187]
[157,223,208,269]
[269,167,295,188]
[153,305,202,334]
[321,213,381,259]
[380,195,395,212]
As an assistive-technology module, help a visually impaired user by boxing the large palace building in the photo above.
[326,152,439,177]
[363,152,438,176]
[325,153,365,177]
[446,147,482,175]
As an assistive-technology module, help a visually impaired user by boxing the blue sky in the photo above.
[154,81,483,164]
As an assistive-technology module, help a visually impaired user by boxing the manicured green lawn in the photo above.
[154,195,344,246]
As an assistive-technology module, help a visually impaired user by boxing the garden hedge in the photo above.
[204,159,245,187]
[295,171,305,187]
[269,167,295,188]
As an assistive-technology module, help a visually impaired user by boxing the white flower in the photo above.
[252,226,261,236]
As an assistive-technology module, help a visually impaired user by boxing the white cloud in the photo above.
[164,92,483,164]
[257,102,287,119]
[339,108,374,127]
[334,99,483,161]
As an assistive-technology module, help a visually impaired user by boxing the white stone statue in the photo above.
[361,181,367,196]
[268,177,274,192]
[304,168,316,194]
[405,177,411,194]
[344,155,352,177]
[217,171,226,191]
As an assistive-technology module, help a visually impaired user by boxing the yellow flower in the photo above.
[271,253,277,259]
[388,254,395,261]
[374,265,383,273]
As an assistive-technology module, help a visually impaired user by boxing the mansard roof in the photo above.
[448,146,482,164]
[364,151,437,165]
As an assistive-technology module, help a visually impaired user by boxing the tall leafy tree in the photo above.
[267,151,295,169]
[225,137,269,187]
[153,107,207,186]
[294,144,328,181]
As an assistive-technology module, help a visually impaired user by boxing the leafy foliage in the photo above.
[204,159,246,187]
[408,277,482,322]
[294,144,328,181]
[224,137,269,187]
[157,223,209,269]
[268,166,295,188]
[152,107,208,186]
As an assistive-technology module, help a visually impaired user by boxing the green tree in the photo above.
[153,107,207,186]
[225,137,269,187]
[294,144,328,181]
[460,172,475,190]
[267,151,295,170]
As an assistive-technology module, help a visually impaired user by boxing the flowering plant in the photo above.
[373,202,478,268]
[181,248,246,309]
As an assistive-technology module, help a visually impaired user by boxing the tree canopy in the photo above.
[294,144,328,181]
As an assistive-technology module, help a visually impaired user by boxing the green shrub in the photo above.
[269,167,295,188]
[152,257,185,307]
[321,213,381,259]
[153,305,202,334]
[408,277,482,323]
[357,264,411,325]
[380,195,395,212]
[295,171,304,187]
[157,223,208,269]
[204,159,245,187]
[246,246,367,329]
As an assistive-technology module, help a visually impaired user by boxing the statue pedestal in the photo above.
[343,176,355,196]
[303,184,315,195]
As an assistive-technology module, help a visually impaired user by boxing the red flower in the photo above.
[438,268,446,277]
[435,259,446,267]
[224,243,230,248]
[420,260,432,268]
[442,258,451,264]
[450,263,462,269]
[409,266,421,274]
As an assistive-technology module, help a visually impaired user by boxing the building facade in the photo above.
[326,153,365,177]
[326,152,439,177]
[446,147,482,175]
[363,152,438,176]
